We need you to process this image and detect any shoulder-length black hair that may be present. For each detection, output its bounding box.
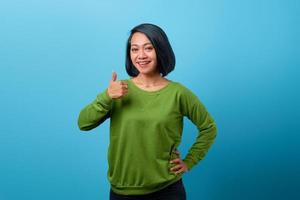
[125,23,176,77]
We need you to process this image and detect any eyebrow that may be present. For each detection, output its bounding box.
[130,42,152,47]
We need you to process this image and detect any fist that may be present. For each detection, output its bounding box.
[107,71,128,99]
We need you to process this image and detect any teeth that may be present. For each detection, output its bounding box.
[139,61,150,64]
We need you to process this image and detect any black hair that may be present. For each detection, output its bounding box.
[125,23,176,77]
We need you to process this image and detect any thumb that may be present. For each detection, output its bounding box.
[111,71,117,82]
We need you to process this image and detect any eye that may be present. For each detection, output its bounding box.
[131,48,138,52]
[145,46,153,51]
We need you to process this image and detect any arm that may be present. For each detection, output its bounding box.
[77,89,112,131]
[181,88,217,171]
[78,72,128,131]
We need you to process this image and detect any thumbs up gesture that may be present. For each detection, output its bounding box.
[107,71,128,99]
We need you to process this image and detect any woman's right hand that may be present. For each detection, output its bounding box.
[107,71,128,99]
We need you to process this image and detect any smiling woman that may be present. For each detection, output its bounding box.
[77,23,217,200]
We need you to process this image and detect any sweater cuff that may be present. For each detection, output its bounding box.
[183,158,196,171]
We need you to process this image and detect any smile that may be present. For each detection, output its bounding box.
[137,61,151,66]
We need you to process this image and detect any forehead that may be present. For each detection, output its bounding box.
[130,32,152,46]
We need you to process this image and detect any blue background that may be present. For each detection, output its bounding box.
[0,0,299,199]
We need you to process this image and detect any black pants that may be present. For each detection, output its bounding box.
[109,179,186,200]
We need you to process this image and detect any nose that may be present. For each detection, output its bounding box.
[137,49,147,60]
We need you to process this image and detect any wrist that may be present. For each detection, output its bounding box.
[106,90,112,100]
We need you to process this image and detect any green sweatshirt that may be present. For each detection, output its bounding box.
[77,78,217,195]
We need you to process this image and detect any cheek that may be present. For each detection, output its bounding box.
[151,52,157,61]
[130,54,135,62]
[152,55,157,64]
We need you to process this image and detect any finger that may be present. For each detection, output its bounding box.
[122,89,128,95]
[122,84,128,89]
[111,71,117,82]
[118,88,128,96]
[120,81,128,86]
[174,168,185,175]
[170,158,181,164]
[170,164,182,172]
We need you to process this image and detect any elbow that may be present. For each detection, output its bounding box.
[78,121,95,131]
[212,121,217,132]
[77,111,94,131]
[212,122,218,139]
[206,121,218,140]
[77,118,100,131]
[77,118,92,131]
[78,124,91,131]
[78,122,89,131]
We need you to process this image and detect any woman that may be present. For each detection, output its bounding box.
[78,23,217,200]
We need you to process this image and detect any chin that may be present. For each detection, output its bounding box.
[138,66,155,73]
[139,67,152,72]
[135,66,156,75]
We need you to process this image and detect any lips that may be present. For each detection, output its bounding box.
[137,61,151,67]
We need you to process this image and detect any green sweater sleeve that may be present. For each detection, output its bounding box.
[180,87,217,171]
[78,89,112,131]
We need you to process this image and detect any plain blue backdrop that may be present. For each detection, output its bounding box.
[0,0,299,199]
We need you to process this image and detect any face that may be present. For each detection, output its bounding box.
[130,32,158,76]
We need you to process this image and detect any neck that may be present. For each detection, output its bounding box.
[134,73,165,86]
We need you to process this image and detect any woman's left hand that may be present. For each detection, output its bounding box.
[170,150,189,175]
